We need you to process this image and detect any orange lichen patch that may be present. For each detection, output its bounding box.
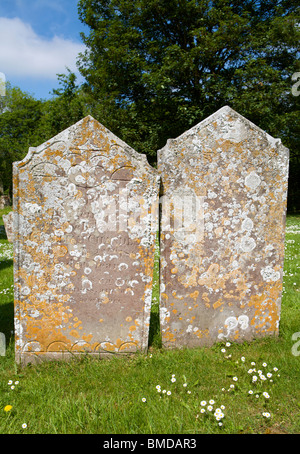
[69,330,80,338]
[47,342,70,352]
[162,329,176,343]
[82,334,93,343]
[101,342,115,352]
[189,290,199,300]
[194,328,209,339]
[73,321,82,329]
[213,300,224,310]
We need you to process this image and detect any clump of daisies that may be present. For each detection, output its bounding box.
[219,341,281,422]
[197,399,226,427]
[154,373,192,399]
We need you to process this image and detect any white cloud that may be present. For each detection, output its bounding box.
[0,17,85,79]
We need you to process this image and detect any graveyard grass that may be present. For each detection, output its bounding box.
[0,208,299,435]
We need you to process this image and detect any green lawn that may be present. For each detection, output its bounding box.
[0,208,299,434]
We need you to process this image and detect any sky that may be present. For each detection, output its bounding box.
[0,0,88,100]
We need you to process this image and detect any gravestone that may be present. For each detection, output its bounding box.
[14,116,159,364]
[158,106,289,348]
[0,195,11,209]
[3,211,13,242]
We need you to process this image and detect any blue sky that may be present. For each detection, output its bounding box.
[0,0,88,99]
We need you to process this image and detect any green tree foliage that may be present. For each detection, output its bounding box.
[0,73,88,196]
[40,69,88,139]
[0,83,45,195]
[77,0,299,210]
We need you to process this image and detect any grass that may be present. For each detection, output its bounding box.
[0,207,299,434]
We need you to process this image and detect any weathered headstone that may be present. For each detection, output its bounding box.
[14,116,159,364]
[0,195,11,209]
[3,211,13,242]
[0,332,5,356]
[158,106,289,348]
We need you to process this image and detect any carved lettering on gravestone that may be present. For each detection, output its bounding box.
[13,116,159,364]
[158,106,289,348]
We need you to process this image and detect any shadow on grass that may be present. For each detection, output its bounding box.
[0,259,13,271]
[0,301,14,345]
[148,308,162,349]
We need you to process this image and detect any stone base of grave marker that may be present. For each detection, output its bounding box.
[14,116,159,365]
[158,106,289,349]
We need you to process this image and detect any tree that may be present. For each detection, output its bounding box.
[77,0,299,211]
[0,73,89,197]
[0,83,45,195]
[40,69,89,139]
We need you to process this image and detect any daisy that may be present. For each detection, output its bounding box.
[262,412,271,418]
[200,401,207,406]
[142,398,146,402]
[167,391,171,396]
[22,423,27,429]
[209,399,215,405]
[263,392,270,399]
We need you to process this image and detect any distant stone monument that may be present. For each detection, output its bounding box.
[2,211,13,243]
[0,195,11,209]
[14,116,159,364]
[158,106,289,348]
